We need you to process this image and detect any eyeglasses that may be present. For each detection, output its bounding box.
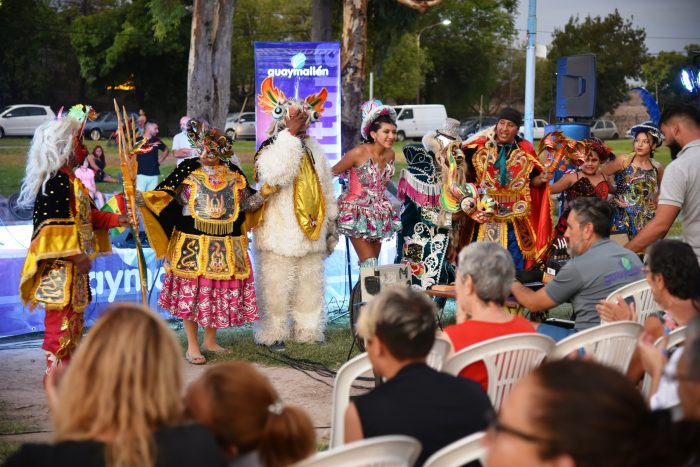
[486,412,550,445]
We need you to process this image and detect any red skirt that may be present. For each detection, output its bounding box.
[159,271,259,328]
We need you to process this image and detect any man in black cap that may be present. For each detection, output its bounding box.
[458,107,553,270]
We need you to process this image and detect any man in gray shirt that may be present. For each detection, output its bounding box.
[512,197,644,341]
[626,104,700,264]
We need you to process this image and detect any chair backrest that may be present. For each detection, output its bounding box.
[293,435,422,467]
[641,326,687,398]
[329,352,373,448]
[604,279,660,325]
[423,431,486,467]
[443,333,555,410]
[330,339,453,448]
[427,338,452,371]
[548,321,643,373]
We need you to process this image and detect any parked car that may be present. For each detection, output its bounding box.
[590,119,620,140]
[83,111,138,141]
[0,105,55,138]
[518,118,549,139]
[393,105,447,141]
[459,116,498,140]
[225,112,256,140]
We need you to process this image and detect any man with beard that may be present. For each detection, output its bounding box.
[626,104,700,263]
[511,197,644,341]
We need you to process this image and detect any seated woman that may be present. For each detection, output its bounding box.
[3,303,226,467]
[441,242,535,391]
[75,159,105,208]
[597,239,700,408]
[185,361,316,467]
[87,145,118,183]
[345,287,491,466]
[485,359,677,467]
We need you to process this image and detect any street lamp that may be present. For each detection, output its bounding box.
[416,19,451,103]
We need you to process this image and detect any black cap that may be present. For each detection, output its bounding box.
[497,107,522,126]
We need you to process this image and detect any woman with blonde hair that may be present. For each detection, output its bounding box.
[4,303,226,467]
[185,361,315,467]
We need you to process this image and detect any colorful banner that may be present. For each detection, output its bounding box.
[0,225,396,339]
[254,41,342,164]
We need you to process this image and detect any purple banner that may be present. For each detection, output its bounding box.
[254,42,341,163]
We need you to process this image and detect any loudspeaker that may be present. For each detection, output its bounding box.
[555,54,596,119]
[359,264,411,303]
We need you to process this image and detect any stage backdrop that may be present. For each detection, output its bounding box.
[254,41,342,164]
[0,224,395,338]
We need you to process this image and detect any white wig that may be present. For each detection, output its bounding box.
[18,118,81,208]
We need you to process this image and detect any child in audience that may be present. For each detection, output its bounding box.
[185,361,316,467]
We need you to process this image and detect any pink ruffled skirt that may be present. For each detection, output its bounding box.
[159,272,259,328]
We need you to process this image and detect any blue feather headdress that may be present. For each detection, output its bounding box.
[632,87,660,126]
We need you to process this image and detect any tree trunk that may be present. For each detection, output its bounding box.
[311,0,335,41]
[187,0,235,130]
[341,0,368,154]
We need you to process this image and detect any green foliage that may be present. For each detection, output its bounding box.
[230,0,312,109]
[377,34,431,102]
[544,10,647,117]
[642,45,700,108]
[420,0,518,118]
[0,0,76,105]
[147,0,187,41]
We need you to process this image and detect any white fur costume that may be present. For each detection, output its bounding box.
[253,129,338,344]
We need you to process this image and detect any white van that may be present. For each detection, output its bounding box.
[392,104,447,141]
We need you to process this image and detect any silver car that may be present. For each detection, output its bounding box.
[225,112,256,140]
[590,119,620,140]
[0,105,55,138]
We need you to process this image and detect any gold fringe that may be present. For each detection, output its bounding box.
[194,218,235,236]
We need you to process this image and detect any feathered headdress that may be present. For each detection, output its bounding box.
[257,76,328,135]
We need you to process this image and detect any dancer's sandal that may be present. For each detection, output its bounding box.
[185,352,206,365]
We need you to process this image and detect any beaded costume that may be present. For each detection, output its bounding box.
[611,155,659,239]
[555,175,609,238]
[336,158,401,241]
[140,158,261,328]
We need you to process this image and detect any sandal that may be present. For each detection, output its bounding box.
[185,352,206,365]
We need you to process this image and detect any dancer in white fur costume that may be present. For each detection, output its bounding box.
[253,77,338,349]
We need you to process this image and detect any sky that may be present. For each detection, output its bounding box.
[515,0,700,55]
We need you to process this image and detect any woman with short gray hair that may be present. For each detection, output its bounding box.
[443,242,535,391]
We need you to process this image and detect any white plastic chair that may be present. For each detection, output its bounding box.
[641,326,687,398]
[423,431,486,467]
[427,338,452,371]
[604,279,660,325]
[293,435,422,467]
[443,333,555,410]
[548,321,643,374]
[330,339,453,448]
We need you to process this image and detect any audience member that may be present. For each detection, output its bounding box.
[626,104,700,263]
[597,239,700,394]
[87,145,118,183]
[345,287,492,466]
[3,303,226,467]
[484,360,669,467]
[441,242,535,390]
[511,197,644,341]
[137,108,147,135]
[185,361,315,467]
[172,115,197,166]
[136,122,169,192]
[677,316,700,419]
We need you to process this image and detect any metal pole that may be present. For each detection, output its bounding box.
[369,72,374,101]
[523,0,537,143]
[416,33,422,104]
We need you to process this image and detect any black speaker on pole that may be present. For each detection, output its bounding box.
[555,54,596,119]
